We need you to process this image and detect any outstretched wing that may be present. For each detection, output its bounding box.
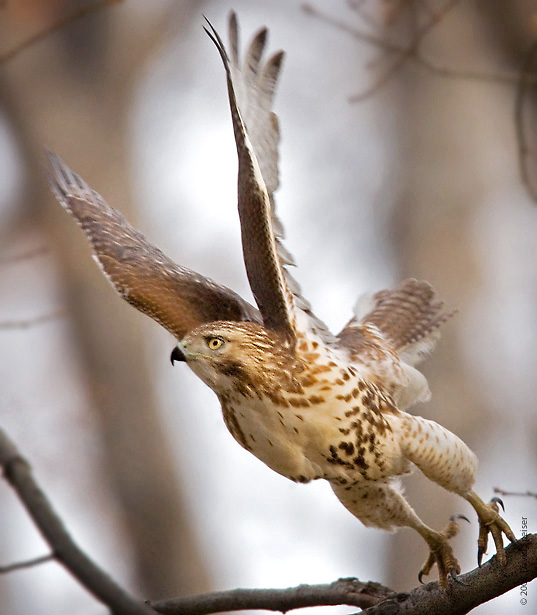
[47,151,261,340]
[205,13,332,343]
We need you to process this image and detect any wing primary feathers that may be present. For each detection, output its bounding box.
[205,13,334,344]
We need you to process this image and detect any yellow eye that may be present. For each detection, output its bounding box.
[207,337,224,350]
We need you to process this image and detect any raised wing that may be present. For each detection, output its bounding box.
[205,13,331,343]
[47,151,261,340]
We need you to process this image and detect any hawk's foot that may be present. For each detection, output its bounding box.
[418,515,468,588]
[474,496,516,567]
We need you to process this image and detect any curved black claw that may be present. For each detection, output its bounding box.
[451,514,470,524]
[491,497,505,512]
[418,570,425,584]
[477,545,486,567]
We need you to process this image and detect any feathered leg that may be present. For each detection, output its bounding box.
[395,413,515,571]
[331,480,464,587]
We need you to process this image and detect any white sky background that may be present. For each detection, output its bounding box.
[0,1,535,613]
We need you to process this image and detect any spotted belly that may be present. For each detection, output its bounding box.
[218,379,410,486]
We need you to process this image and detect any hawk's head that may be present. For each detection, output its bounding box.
[170,321,293,395]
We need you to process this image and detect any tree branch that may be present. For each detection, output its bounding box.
[149,578,395,614]
[302,1,537,98]
[0,427,155,615]
[150,535,537,615]
[494,487,537,499]
[0,310,65,329]
[0,553,54,574]
[362,535,537,615]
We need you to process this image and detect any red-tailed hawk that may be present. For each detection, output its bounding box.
[47,12,514,587]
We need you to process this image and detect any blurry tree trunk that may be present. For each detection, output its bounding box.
[385,2,499,589]
[1,1,211,598]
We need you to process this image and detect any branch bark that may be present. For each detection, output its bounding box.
[150,535,537,615]
[362,534,537,614]
[0,427,154,615]
[149,578,394,614]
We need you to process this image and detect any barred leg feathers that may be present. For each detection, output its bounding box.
[393,413,478,496]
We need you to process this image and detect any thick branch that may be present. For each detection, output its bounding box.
[0,428,154,615]
[151,535,537,615]
[362,535,537,615]
[150,578,395,614]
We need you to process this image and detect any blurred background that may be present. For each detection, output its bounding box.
[0,0,536,613]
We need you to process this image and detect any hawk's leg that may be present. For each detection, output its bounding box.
[331,481,462,588]
[398,413,516,564]
[394,414,516,570]
[416,515,469,586]
[464,491,516,566]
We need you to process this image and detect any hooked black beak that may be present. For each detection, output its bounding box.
[170,345,187,365]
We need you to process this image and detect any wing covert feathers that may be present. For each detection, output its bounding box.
[47,151,260,340]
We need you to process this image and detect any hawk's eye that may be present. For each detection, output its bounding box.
[207,336,224,350]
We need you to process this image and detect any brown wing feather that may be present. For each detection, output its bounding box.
[364,279,454,351]
[205,16,294,337]
[47,151,260,340]
[205,14,333,344]
[338,279,454,365]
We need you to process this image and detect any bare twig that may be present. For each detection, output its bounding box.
[0,553,54,573]
[0,428,155,615]
[351,52,410,101]
[0,0,121,65]
[349,0,465,101]
[494,487,537,499]
[302,2,537,96]
[150,578,394,614]
[515,39,537,205]
[0,310,65,330]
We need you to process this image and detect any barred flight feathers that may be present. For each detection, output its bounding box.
[46,151,260,340]
[340,278,455,367]
[205,13,332,344]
